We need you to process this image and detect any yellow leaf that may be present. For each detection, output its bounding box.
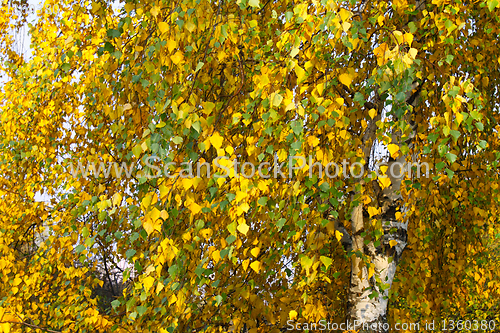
[145,265,155,275]
[12,277,22,286]
[168,294,177,305]
[378,15,385,26]
[335,230,342,242]
[342,22,351,32]
[200,228,213,239]
[387,144,399,158]
[307,136,320,147]
[373,43,389,66]
[248,0,260,8]
[181,178,195,190]
[150,5,160,17]
[209,132,224,149]
[1,323,11,333]
[272,93,283,107]
[142,276,155,291]
[285,102,295,111]
[250,261,261,273]
[393,30,403,44]
[297,105,305,117]
[250,247,260,257]
[189,202,201,215]
[112,193,122,206]
[171,51,184,65]
[295,65,306,83]
[367,207,379,217]
[455,112,464,125]
[185,21,196,32]
[300,256,313,271]
[258,74,270,88]
[379,176,391,189]
[237,223,249,235]
[156,282,164,294]
[158,22,168,34]
[143,216,161,236]
[242,259,250,272]
[237,202,250,215]
[389,240,398,248]
[339,8,351,22]
[338,73,352,87]
[368,265,375,279]
[141,193,153,210]
[404,33,414,46]
[368,108,377,119]
[141,141,148,152]
[166,39,177,53]
[150,207,161,222]
[289,310,298,320]
[235,191,247,202]
[408,48,418,59]
[212,250,221,263]
[316,82,325,96]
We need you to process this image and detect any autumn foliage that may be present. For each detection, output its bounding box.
[1,0,500,332]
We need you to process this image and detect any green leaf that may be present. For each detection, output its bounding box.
[319,182,330,192]
[408,21,417,33]
[107,29,121,38]
[111,300,121,309]
[291,121,303,135]
[320,256,332,269]
[276,218,286,230]
[85,237,94,246]
[226,235,236,245]
[75,244,85,253]
[126,249,137,259]
[436,161,446,171]
[172,136,183,144]
[258,197,268,206]
[82,226,89,238]
[450,129,460,142]
[195,265,205,277]
[488,0,498,11]
[195,62,204,72]
[61,63,71,73]
[445,153,457,163]
[137,305,148,316]
[132,144,142,158]
[428,133,439,143]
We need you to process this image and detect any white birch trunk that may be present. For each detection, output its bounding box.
[340,83,420,332]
